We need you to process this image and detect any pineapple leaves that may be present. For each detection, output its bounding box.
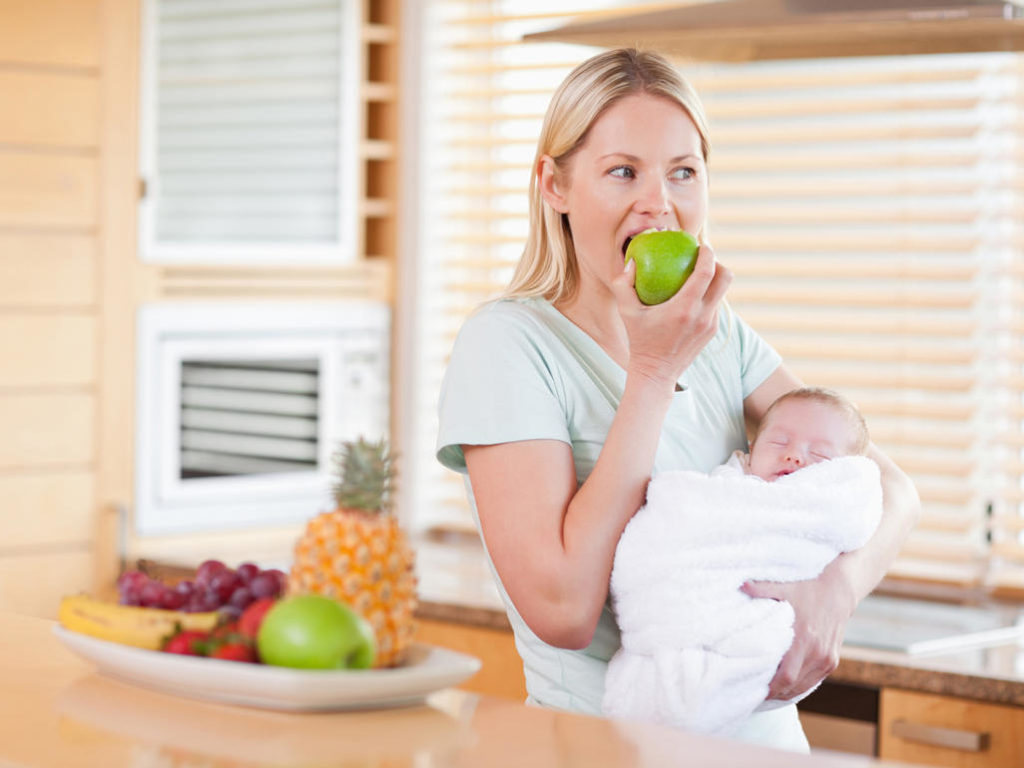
[331,437,396,514]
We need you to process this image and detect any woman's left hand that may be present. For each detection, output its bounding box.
[741,559,857,700]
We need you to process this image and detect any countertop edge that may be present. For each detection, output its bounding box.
[831,651,1024,707]
[415,599,511,631]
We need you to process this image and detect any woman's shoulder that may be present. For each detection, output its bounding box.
[455,296,555,345]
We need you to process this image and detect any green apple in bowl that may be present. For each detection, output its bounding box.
[257,594,376,670]
[624,229,700,305]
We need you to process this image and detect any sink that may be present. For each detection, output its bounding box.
[843,595,1024,655]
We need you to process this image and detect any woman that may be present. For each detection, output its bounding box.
[436,48,919,752]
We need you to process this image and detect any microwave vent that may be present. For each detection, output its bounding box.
[180,358,320,479]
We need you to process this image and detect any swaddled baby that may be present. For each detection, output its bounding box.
[602,387,883,737]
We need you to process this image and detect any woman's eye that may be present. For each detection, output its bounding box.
[670,167,695,181]
[609,166,635,179]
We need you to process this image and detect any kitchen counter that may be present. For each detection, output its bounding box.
[1,610,918,768]
[414,535,1024,708]
[834,640,1024,707]
[134,532,1024,707]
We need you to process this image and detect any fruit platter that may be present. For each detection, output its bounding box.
[55,439,481,711]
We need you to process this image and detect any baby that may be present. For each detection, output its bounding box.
[738,386,869,482]
[602,387,883,738]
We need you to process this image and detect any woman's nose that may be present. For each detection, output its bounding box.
[635,177,671,215]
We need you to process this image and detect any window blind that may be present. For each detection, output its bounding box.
[140,0,360,263]
[688,53,1020,592]
[410,1,1024,595]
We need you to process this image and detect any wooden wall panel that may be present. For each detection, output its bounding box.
[0,0,101,70]
[0,315,95,387]
[0,154,98,229]
[0,550,93,619]
[0,71,100,147]
[0,394,94,468]
[0,472,95,548]
[0,0,106,616]
[93,0,140,595]
[0,235,96,307]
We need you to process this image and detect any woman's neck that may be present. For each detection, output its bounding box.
[553,289,630,369]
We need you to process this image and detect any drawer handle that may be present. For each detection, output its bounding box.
[891,719,990,752]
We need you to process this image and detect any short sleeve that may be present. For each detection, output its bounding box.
[436,303,571,473]
[733,310,782,399]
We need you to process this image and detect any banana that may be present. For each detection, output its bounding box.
[58,594,219,650]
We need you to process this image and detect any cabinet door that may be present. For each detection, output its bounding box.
[879,688,1024,768]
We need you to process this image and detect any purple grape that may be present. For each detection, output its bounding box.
[117,569,147,591]
[228,586,253,609]
[195,559,227,586]
[265,569,288,596]
[159,588,187,610]
[189,589,221,612]
[248,572,279,599]
[237,562,260,584]
[139,579,165,607]
[117,570,148,603]
[174,580,195,599]
[209,569,243,603]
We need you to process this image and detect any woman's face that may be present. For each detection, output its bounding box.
[546,92,709,299]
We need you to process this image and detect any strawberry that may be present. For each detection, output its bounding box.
[238,597,277,640]
[210,641,257,662]
[163,629,211,656]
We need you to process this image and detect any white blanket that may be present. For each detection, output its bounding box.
[602,454,882,736]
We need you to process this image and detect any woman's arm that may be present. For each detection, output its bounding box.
[465,249,732,650]
[741,365,922,700]
[464,371,674,649]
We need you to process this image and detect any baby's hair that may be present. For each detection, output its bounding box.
[757,386,870,455]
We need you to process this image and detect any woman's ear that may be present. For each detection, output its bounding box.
[537,154,570,214]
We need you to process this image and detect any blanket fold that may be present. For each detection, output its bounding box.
[602,455,882,735]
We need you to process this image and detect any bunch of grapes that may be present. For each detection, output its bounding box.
[117,560,287,619]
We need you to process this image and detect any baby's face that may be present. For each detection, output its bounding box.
[748,399,855,482]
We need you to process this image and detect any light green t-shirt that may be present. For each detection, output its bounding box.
[436,297,797,742]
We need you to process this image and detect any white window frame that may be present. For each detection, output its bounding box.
[137,0,362,265]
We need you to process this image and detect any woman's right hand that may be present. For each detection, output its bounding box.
[611,243,732,388]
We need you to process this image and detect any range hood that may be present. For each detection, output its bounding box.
[523,0,1024,61]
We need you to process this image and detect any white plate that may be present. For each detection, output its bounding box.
[54,625,481,711]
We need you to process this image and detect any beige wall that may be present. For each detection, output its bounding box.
[0,0,110,616]
[1,0,400,616]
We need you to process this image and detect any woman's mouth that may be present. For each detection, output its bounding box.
[621,226,680,257]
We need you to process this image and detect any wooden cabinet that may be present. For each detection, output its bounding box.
[879,689,1024,768]
[415,618,527,701]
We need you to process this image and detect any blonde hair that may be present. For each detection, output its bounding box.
[756,387,871,456]
[504,48,711,303]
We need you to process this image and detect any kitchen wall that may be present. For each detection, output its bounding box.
[1,0,114,616]
[1,0,403,617]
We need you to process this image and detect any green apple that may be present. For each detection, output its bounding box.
[256,594,376,670]
[624,229,700,305]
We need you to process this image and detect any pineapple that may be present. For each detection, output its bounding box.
[289,437,417,667]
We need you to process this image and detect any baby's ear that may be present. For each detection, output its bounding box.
[537,155,570,213]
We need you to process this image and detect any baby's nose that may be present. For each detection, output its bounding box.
[785,452,805,466]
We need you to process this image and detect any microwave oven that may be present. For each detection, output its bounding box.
[134,301,389,536]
